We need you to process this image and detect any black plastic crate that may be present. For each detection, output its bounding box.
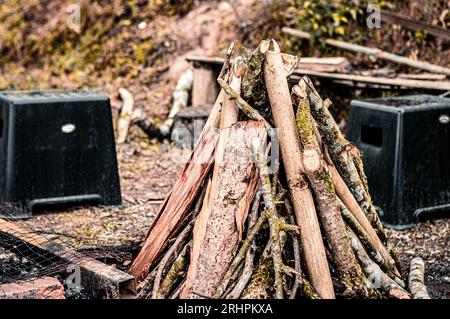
[347,95,450,229]
[0,90,122,216]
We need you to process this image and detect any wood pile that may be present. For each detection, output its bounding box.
[128,40,420,299]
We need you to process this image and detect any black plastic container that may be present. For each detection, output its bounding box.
[347,95,450,229]
[0,90,122,216]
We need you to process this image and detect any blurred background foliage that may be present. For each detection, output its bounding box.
[0,0,448,103]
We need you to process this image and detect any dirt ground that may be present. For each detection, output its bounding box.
[16,126,449,299]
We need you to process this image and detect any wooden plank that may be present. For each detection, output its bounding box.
[192,67,219,107]
[397,73,447,81]
[185,55,224,65]
[186,54,350,73]
[291,69,450,91]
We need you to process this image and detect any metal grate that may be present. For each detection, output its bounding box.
[0,213,133,285]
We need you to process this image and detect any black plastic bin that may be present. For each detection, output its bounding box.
[347,95,450,229]
[0,90,122,217]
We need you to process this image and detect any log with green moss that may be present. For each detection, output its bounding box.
[300,76,389,241]
[293,83,367,297]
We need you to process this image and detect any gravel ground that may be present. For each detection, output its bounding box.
[386,219,450,299]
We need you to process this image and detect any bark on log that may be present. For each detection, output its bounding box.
[220,57,246,129]
[241,40,271,118]
[156,241,191,299]
[214,200,268,298]
[347,227,410,299]
[303,76,401,270]
[218,78,271,128]
[328,163,399,276]
[241,255,273,299]
[254,141,291,299]
[302,76,385,237]
[264,40,335,299]
[225,191,261,299]
[338,198,404,286]
[182,121,265,299]
[293,84,366,295]
[408,257,431,299]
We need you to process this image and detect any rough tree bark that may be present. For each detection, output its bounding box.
[347,227,410,299]
[301,76,388,241]
[328,163,400,276]
[182,121,265,298]
[408,257,431,299]
[264,39,335,299]
[293,84,366,295]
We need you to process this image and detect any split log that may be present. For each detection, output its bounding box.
[347,227,410,299]
[131,79,225,281]
[264,39,335,299]
[408,257,431,299]
[293,84,366,295]
[181,179,213,299]
[214,200,268,298]
[187,57,248,301]
[225,191,261,299]
[117,88,134,144]
[129,127,219,280]
[182,121,265,298]
[151,219,194,298]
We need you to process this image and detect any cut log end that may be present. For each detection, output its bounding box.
[302,149,321,173]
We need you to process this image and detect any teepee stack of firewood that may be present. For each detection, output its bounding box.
[128,40,429,299]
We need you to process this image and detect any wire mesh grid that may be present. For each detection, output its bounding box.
[0,212,133,285]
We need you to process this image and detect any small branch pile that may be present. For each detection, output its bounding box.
[129,40,416,299]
